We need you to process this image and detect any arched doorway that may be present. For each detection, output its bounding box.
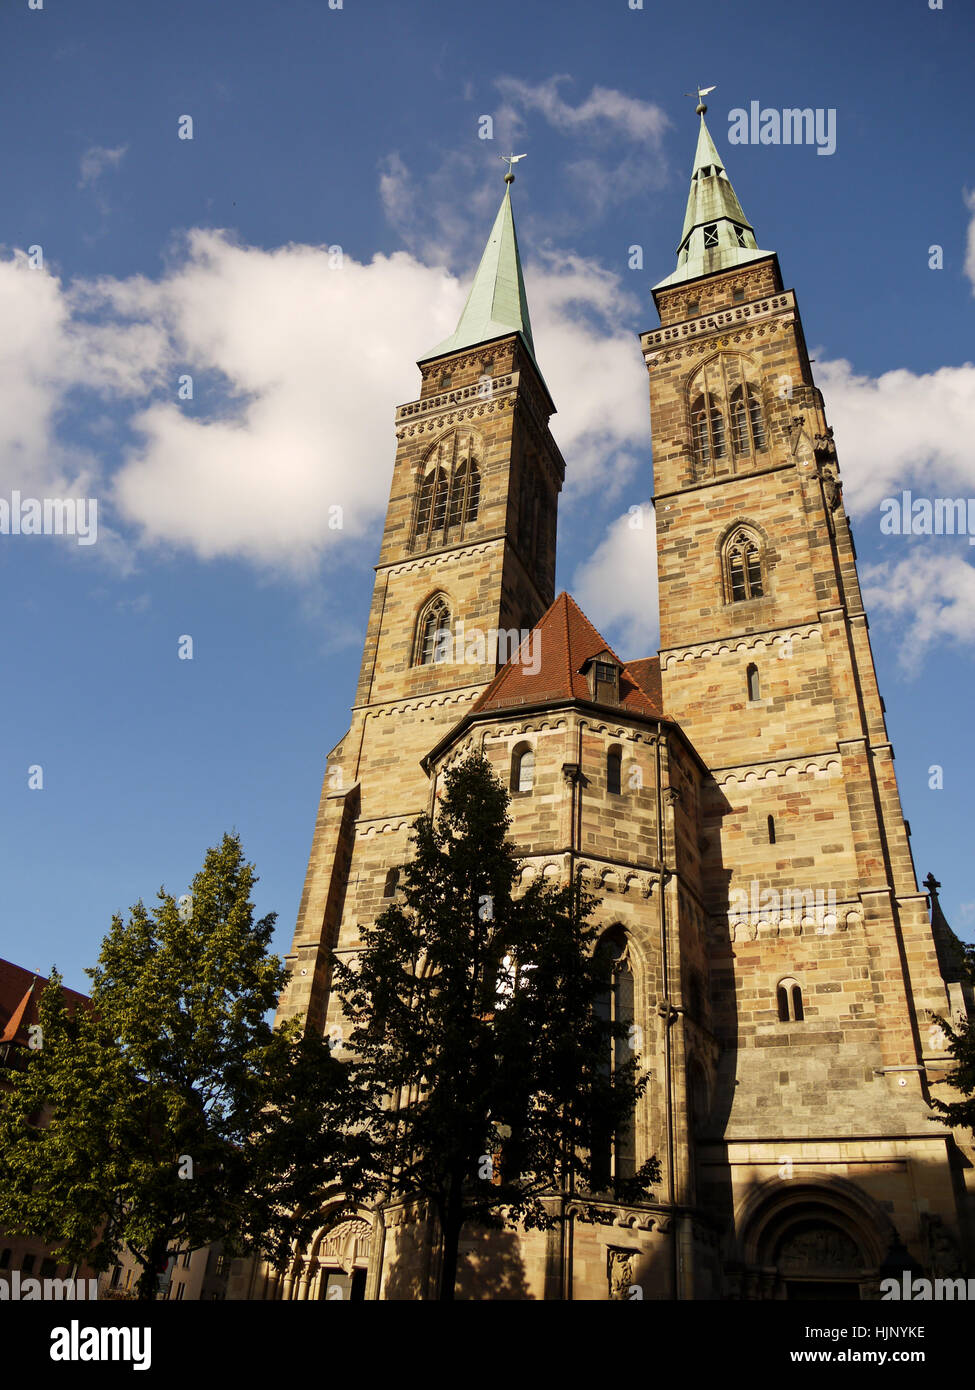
[313,1218,372,1301]
[736,1181,890,1301]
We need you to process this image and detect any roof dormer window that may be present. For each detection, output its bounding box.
[582,651,621,705]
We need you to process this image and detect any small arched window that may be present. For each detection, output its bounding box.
[607,747,622,796]
[746,663,761,702]
[511,743,534,793]
[415,595,451,666]
[724,527,765,602]
[730,384,767,455]
[383,867,400,897]
[767,814,776,845]
[691,393,726,468]
[777,977,804,1023]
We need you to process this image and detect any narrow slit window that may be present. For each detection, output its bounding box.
[767,814,776,844]
[747,663,760,702]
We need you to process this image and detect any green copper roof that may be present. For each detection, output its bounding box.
[422,184,537,364]
[654,112,774,291]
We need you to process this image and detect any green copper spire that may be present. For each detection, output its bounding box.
[422,174,536,364]
[654,102,773,291]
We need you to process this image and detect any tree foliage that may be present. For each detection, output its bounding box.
[930,942,975,1136]
[334,751,658,1299]
[0,833,362,1299]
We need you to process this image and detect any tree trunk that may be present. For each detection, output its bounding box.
[135,1231,169,1302]
[437,1169,464,1301]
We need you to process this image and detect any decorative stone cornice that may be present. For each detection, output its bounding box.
[395,392,515,439]
[380,539,500,577]
[356,687,483,721]
[717,905,864,942]
[396,374,514,421]
[662,623,821,667]
[641,292,796,355]
[710,754,841,789]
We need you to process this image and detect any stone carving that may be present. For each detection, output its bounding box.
[777,1224,861,1272]
[813,426,838,465]
[922,1214,964,1277]
[608,1248,636,1300]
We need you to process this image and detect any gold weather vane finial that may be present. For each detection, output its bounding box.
[499,152,527,184]
[684,83,716,115]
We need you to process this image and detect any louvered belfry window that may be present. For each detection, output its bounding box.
[412,431,481,549]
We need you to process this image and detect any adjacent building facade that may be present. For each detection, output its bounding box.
[236,110,974,1300]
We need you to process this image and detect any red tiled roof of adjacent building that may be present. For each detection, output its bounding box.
[0,959,90,1047]
[469,591,664,719]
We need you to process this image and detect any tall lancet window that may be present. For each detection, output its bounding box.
[691,393,726,468]
[730,384,767,456]
[591,927,637,1189]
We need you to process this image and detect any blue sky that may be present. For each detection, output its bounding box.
[2,0,974,993]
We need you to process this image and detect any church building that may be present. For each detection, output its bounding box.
[237,104,974,1300]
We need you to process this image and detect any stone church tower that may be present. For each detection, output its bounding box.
[232,114,973,1301]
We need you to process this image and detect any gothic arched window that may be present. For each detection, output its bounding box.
[723,527,765,602]
[691,393,726,468]
[730,384,767,456]
[415,594,451,666]
[592,927,637,1189]
[413,432,481,548]
[510,743,534,793]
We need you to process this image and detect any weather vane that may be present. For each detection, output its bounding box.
[499,152,527,183]
[683,83,716,115]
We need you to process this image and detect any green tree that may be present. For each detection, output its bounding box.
[334,751,658,1301]
[0,833,363,1299]
[930,942,975,1136]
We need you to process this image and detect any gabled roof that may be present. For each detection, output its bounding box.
[421,182,538,368]
[469,591,663,718]
[0,959,90,1048]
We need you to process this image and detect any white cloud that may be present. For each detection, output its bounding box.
[861,550,975,673]
[529,250,647,494]
[571,504,658,659]
[964,188,975,294]
[0,228,643,572]
[816,357,975,515]
[494,76,670,211]
[494,76,668,144]
[78,144,128,190]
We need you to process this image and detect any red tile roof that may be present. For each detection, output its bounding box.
[625,656,663,711]
[470,591,664,719]
[0,959,90,1047]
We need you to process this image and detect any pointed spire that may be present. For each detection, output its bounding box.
[654,104,774,292]
[421,175,537,365]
